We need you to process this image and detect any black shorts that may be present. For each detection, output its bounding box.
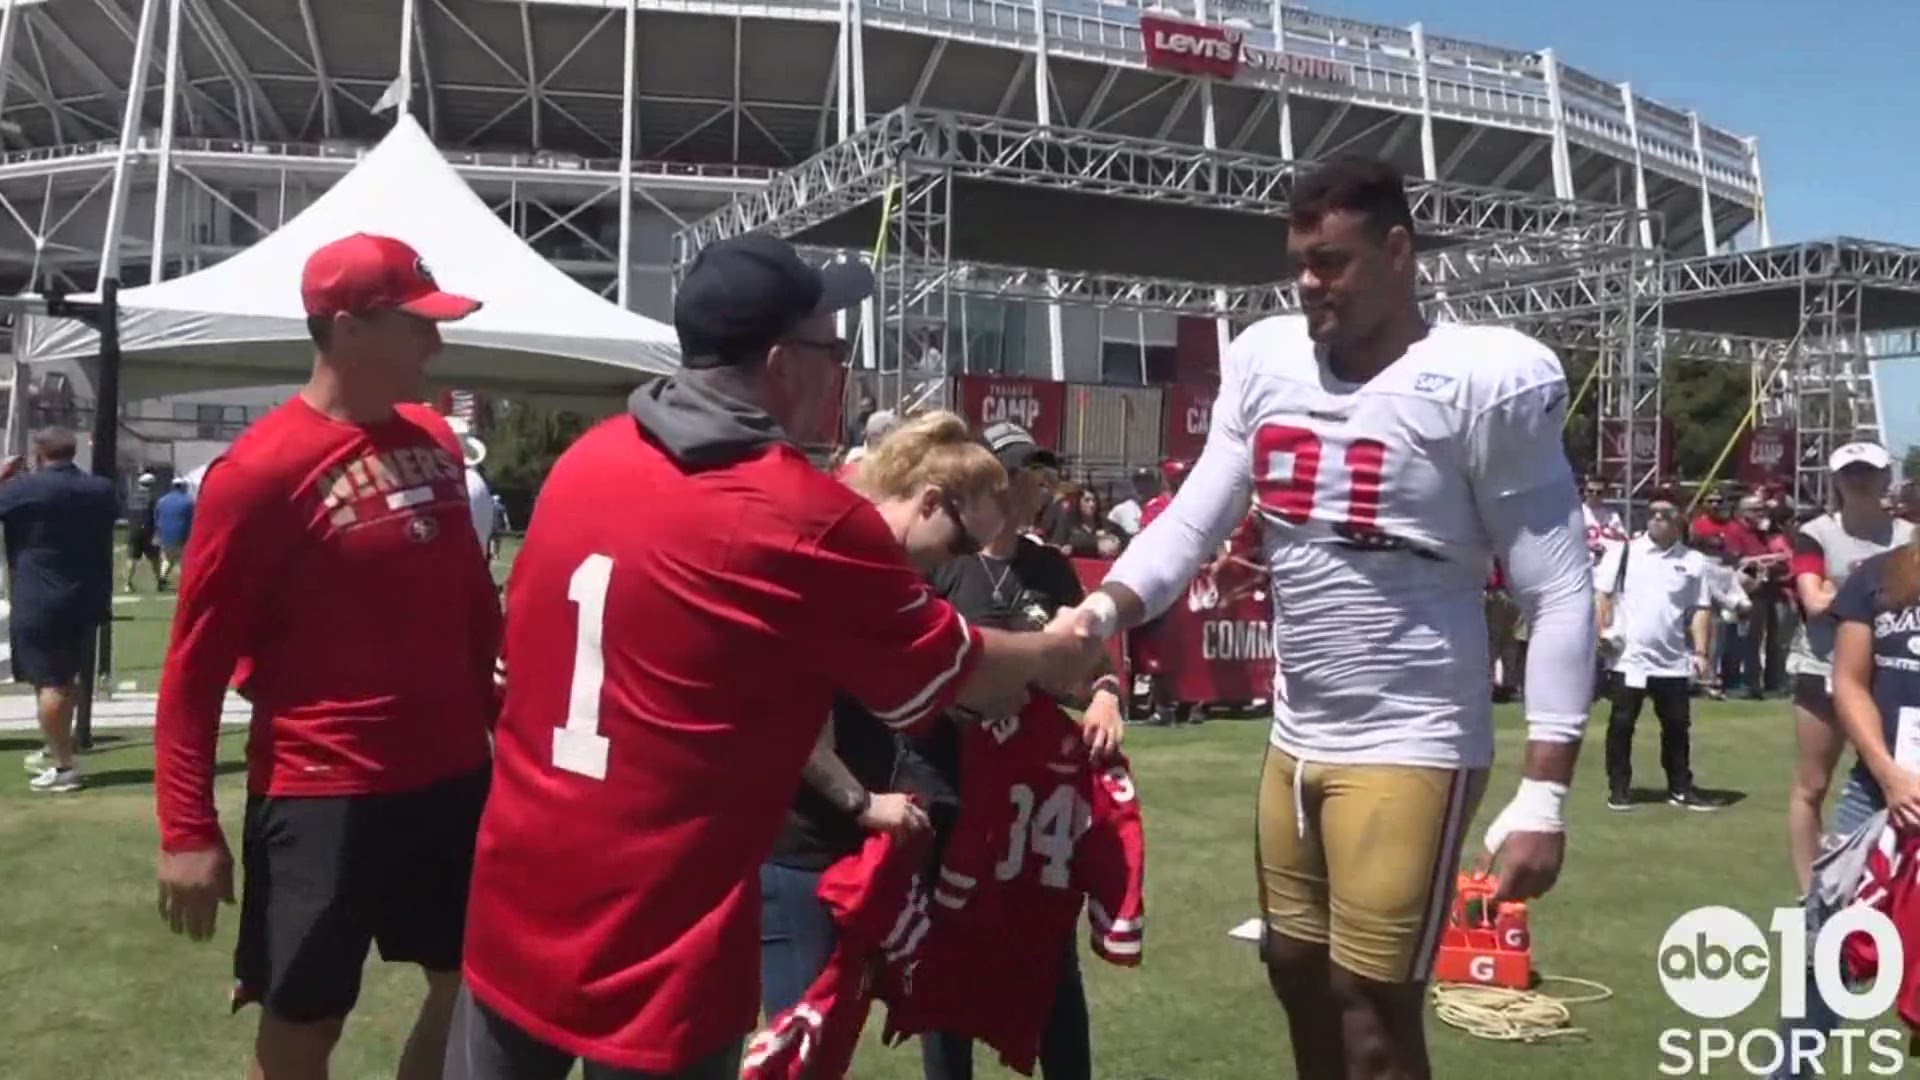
[10,619,90,687]
[128,527,156,560]
[235,765,490,1022]
[1792,673,1833,716]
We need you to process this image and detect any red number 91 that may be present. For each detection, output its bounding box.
[1252,424,1387,530]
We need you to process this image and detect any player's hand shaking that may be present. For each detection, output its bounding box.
[1033,608,1106,700]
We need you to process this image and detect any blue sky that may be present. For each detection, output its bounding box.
[1312,0,1920,246]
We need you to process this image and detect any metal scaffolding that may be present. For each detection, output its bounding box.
[675,107,1654,412]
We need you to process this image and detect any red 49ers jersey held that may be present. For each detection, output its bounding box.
[1218,316,1573,770]
[745,696,1146,1080]
[882,695,1145,1073]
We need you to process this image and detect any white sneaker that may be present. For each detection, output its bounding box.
[28,766,81,793]
[22,749,49,773]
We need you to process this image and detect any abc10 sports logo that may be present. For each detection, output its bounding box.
[1656,905,1906,1076]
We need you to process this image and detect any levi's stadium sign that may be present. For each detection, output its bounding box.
[1139,14,1353,84]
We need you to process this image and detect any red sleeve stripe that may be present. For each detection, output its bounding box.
[871,613,977,730]
[1087,902,1144,935]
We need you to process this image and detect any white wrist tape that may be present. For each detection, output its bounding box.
[1525,710,1589,745]
[1482,778,1569,855]
[1077,591,1120,641]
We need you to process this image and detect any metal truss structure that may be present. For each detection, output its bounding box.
[676,109,1649,257]
[0,0,1902,510]
[676,107,1660,418]
[698,122,1920,508]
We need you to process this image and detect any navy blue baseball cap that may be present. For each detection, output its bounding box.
[673,234,874,368]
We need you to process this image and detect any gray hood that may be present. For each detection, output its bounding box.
[627,374,788,469]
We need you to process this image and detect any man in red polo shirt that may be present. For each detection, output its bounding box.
[154,234,502,1080]
[451,235,1104,1079]
[1138,458,1188,529]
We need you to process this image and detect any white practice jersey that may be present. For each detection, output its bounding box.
[1114,316,1576,769]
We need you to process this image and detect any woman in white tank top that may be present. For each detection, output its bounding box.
[1784,442,1911,895]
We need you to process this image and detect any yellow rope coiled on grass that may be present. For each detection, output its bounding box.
[1430,975,1614,1043]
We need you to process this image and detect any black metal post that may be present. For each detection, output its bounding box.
[68,277,120,752]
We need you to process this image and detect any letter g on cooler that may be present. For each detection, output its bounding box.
[1658,907,1771,1020]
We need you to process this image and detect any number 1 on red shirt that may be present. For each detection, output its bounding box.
[554,554,613,780]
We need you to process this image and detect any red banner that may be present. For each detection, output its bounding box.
[955,374,1067,450]
[1737,425,1797,490]
[1139,14,1241,80]
[1071,559,1274,705]
[1162,382,1213,462]
[1596,420,1674,484]
[436,388,488,432]
[1174,316,1221,389]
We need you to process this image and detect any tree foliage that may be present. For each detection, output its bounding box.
[1560,351,1755,489]
[482,399,589,528]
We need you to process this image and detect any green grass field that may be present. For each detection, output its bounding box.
[0,686,1860,1079]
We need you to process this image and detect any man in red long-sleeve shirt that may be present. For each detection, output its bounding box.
[153,233,503,1080]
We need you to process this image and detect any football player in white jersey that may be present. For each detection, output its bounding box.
[1059,157,1597,1078]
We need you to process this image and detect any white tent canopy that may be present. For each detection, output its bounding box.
[19,115,679,405]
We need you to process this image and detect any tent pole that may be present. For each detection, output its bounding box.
[73,278,123,751]
[617,0,636,309]
[99,0,160,289]
[150,0,186,282]
[398,0,417,116]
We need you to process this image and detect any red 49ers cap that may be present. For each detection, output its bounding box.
[301,233,481,322]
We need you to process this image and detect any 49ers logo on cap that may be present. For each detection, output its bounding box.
[406,515,439,544]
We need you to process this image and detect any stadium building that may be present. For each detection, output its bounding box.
[0,0,1911,503]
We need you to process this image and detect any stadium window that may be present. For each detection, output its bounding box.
[1101,340,1145,386]
[195,404,223,439]
[1145,345,1178,385]
[172,403,198,423]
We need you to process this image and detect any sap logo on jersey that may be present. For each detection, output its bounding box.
[1413,373,1456,395]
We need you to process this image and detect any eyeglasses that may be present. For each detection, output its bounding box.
[939,490,981,556]
[781,336,850,365]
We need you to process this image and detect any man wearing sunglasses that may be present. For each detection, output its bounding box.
[1594,496,1718,812]
[455,235,1105,1080]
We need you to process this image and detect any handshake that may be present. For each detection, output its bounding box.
[1033,604,1108,699]
[962,595,1120,720]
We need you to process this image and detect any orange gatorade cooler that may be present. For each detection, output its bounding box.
[1433,873,1532,989]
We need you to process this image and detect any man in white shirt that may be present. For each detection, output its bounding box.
[1595,496,1716,812]
[1581,475,1626,581]
[1059,156,1595,1079]
[1106,467,1158,538]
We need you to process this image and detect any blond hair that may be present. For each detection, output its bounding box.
[854,410,1006,508]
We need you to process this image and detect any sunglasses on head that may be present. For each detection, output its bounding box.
[939,490,981,556]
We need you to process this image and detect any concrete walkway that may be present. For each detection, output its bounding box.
[0,691,250,733]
